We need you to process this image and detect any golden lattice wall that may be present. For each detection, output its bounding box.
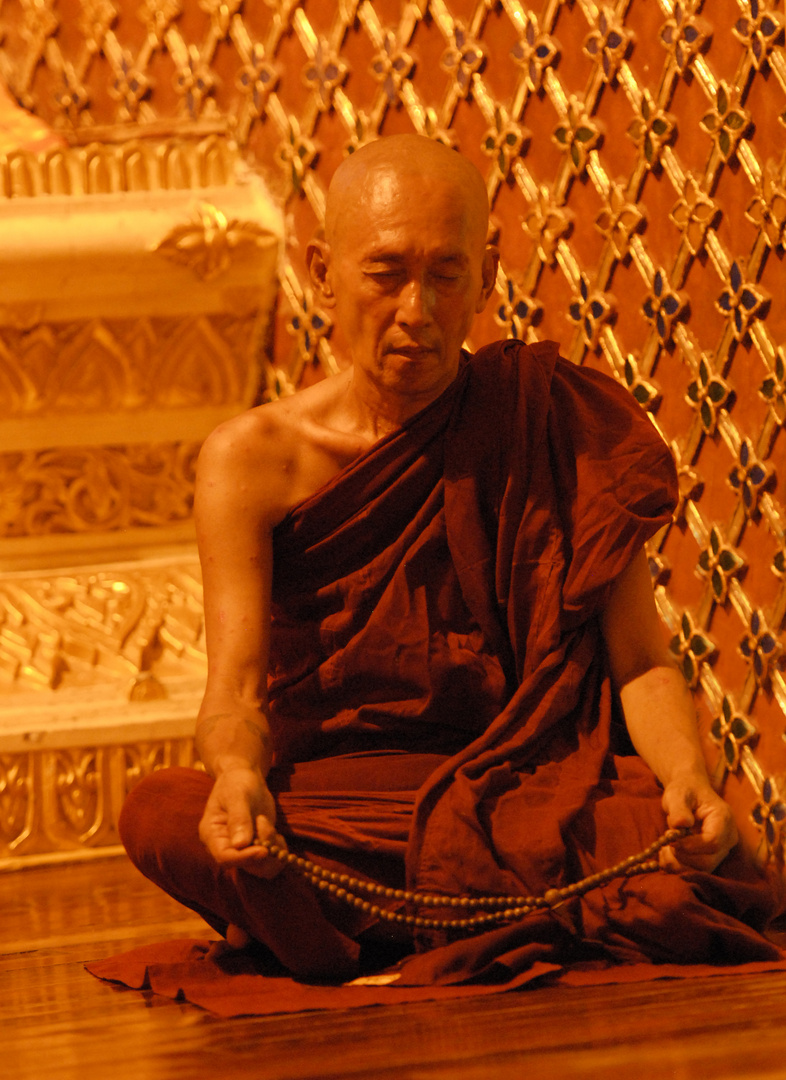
[1,0,786,873]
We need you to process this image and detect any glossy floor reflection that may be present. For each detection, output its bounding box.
[4,856,786,1080]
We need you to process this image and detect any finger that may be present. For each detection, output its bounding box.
[198,804,235,859]
[661,790,696,830]
[254,814,281,843]
[222,841,287,878]
[209,840,280,872]
[225,798,256,849]
[247,821,288,879]
[660,828,735,873]
[242,856,286,880]
[660,845,727,873]
[658,845,683,872]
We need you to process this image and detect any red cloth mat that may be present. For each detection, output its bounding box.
[86,938,786,1018]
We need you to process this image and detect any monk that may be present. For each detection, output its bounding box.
[119,134,780,989]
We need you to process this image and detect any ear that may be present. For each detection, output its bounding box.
[306,238,336,308]
[475,245,500,314]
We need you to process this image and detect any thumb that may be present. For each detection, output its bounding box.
[226,796,254,848]
[662,785,697,830]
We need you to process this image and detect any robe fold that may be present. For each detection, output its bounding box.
[89,341,786,1012]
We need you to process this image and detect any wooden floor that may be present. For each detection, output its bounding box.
[5,858,786,1080]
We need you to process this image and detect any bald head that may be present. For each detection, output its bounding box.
[308,133,498,402]
[325,134,489,253]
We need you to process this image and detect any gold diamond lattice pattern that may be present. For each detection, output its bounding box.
[2,0,786,871]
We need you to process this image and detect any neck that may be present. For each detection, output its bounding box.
[340,363,459,442]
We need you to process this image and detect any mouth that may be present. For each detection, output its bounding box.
[386,344,436,359]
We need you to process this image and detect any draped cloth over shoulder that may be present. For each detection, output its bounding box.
[89,342,786,1012]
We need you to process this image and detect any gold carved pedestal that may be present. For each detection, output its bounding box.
[0,135,282,868]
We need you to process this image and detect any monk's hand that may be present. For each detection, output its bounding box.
[659,775,738,873]
[198,765,287,879]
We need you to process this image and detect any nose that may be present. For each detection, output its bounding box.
[397,276,435,327]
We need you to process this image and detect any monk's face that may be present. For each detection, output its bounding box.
[316,159,497,402]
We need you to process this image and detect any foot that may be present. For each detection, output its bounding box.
[225,923,252,949]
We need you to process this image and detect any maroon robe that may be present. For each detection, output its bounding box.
[90,342,785,1013]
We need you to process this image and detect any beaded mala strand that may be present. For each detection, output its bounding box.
[258,826,691,935]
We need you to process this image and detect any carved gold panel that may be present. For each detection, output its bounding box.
[0,554,206,863]
[0,135,283,563]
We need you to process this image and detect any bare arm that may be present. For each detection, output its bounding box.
[600,549,738,872]
[193,414,291,878]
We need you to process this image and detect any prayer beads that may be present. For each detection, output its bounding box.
[259,826,690,934]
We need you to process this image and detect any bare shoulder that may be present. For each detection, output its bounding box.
[199,398,298,471]
[196,372,355,529]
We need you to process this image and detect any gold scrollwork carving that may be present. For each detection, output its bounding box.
[0,559,205,694]
[0,313,264,420]
[54,748,102,840]
[154,201,277,282]
[0,443,198,538]
[0,739,201,863]
[0,753,33,847]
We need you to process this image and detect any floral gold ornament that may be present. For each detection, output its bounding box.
[55,748,102,838]
[510,13,559,94]
[0,561,205,694]
[584,7,632,83]
[728,438,773,515]
[700,81,751,163]
[138,0,182,39]
[568,275,614,351]
[623,353,661,411]
[697,525,746,604]
[710,695,757,774]
[760,349,786,424]
[172,43,216,119]
[746,158,786,250]
[287,292,331,366]
[0,444,198,538]
[752,777,786,854]
[595,184,644,261]
[54,63,91,127]
[303,40,348,112]
[523,185,573,265]
[155,203,275,282]
[16,0,60,67]
[481,108,528,180]
[642,270,685,342]
[440,25,484,97]
[494,278,542,340]
[659,2,710,74]
[732,0,784,72]
[773,545,786,581]
[277,119,317,192]
[740,609,782,686]
[716,261,769,342]
[669,176,720,257]
[627,91,677,170]
[669,610,715,689]
[686,353,733,435]
[552,98,602,177]
[369,33,415,104]
[236,44,280,117]
[108,50,151,123]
